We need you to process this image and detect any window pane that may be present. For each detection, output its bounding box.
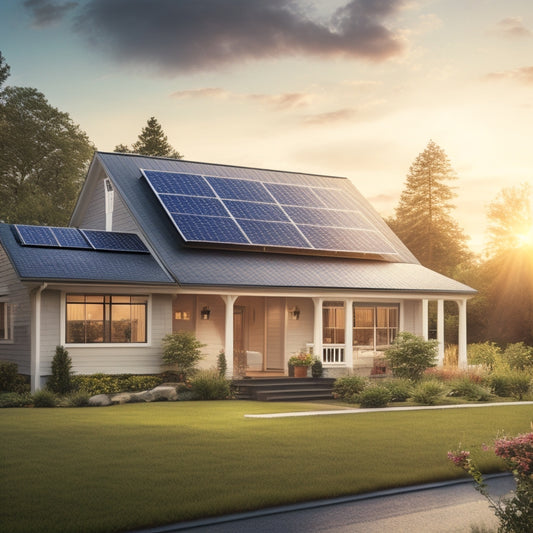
[355,307,374,327]
[112,296,131,304]
[354,329,373,346]
[86,295,104,303]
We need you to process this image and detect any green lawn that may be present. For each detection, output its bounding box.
[1,401,531,533]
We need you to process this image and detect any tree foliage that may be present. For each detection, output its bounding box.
[388,140,471,275]
[0,51,10,88]
[114,117,183,159]
[161,331,205,378]
[0,53,95,226]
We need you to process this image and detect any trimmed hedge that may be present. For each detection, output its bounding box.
[72,374,163,396]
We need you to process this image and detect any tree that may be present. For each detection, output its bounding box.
[161,331,205,379]
[115,117,183,159]
[388,140,471,275]
[0,86,95,225]
[0,51,10,89]
[485,182,532,257]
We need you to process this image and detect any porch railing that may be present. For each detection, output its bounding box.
[322,344,345,364]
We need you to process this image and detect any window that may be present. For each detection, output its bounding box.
[66,295,147,344]
[0,302,12,341]
[353,304,399,350]
[323,301,345,344]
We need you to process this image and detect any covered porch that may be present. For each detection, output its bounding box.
[172,291,469,379]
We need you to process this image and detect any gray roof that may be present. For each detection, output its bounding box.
[0,223,174,285]
[89,152,475,295]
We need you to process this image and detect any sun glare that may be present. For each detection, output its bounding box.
[516,227,533,248]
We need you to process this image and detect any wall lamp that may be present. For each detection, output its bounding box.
[290,306,300,320]
[200,306,211,320]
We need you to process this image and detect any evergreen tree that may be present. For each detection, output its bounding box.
[388,140,471,275]
[114,117,183,159]
[0,51,10,89]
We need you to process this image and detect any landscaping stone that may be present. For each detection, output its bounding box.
[88,394,112,407]
[150,385,179,401]
[110,392,133,404]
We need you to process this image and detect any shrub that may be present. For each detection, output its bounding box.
[358,386,391,408]
[333,376,367,402]
[488,371,531,400]
[190,370,231,400]
[72,374,162,395]
[32,389,58,407]
[468,342,502,370]
[64,391,91,407]
[0,392,33,408]
[217,350,227,377]
[410,379,447,405]
[503,342,533,371]
[311,358,323,378]
[384,332,438,381]
[161,331,205,379]
[0,361,29,393]
[47,346,73,394]
[382,378,412,402]
[447,377,492,401]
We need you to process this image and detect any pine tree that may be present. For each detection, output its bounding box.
[388,140,471,275]
[114,117,183,159]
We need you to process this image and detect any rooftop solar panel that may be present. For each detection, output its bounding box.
[51,227,92,249]
[15,225,59,247]
[81,230,149,253]
[141,168,397,258]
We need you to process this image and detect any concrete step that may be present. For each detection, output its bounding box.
[232,377,336,402]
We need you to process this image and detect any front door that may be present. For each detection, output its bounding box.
[266,298,285,370]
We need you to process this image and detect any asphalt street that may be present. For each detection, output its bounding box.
[136,473,515,533]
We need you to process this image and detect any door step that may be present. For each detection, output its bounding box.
[232,377,336,402]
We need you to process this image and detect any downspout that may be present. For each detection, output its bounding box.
[31,282,47,392]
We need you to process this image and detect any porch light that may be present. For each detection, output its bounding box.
[290,306,300,320]
[200,306,211,320]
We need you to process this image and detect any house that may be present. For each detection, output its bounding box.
[0,152,476,391]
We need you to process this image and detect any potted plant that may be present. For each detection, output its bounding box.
[288,352,314,378]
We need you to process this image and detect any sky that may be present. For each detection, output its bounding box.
[1,0,533,254]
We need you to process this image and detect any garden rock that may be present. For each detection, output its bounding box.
[150,385,179,401]
[88,394,112,407]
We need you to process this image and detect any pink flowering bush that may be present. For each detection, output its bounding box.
[448,430,533,532]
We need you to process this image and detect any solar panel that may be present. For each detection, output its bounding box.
[141,169,397,258]
[51,227,92,249]
[81,230,149,253]
[15,225,59,247]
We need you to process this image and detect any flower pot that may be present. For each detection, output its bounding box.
[293,365,308,378]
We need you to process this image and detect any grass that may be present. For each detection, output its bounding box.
[1,401,532,533]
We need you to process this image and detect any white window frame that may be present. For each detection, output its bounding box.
[353,303,400,351]
[62,292,152,347]
[0,301,13,343]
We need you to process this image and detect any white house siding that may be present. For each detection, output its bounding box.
[39,290,62,376]
[402,299,423,337]
[110,191,140,234]
[286,297,314,357]
[0,244,31,375]
[63,293,172,375]
[195,294,226,368]
[78,168,107,230]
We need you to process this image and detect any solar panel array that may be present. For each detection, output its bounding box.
[142,169,397,257]
[13,225,149,253]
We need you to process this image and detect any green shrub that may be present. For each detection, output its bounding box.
[489,371,531,400]
[358,386,392,408]
[32,389,58,407]
[382,378,412,402]
[72,374,162,395]
[63,390,91,407]
[385,332,438,381]
[503,342,533,371]
[0,392,33,407]
[448,377,492,401]
[0,361,29,393]
[311,358,323,378]
[410,380,447,405]
[217,350,227,377]
[333,376,367,401]
[47,346,73,394]
[468,342,502,370]
[161,331,205,379]
[190,370,231,400]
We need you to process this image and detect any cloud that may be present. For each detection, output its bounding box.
[248,92,314,110]
[303,108,356,125]
[73,0,406,74]
[24,0,77,26]
[170,88,230,100]
[485,66,533,84]
[494,17,532,38]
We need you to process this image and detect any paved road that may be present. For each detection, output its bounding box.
[137,474,514,533]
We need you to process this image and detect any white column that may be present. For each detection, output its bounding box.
[312,297,323,362]
[457,299,468,369]
[223,295,238,378]
[422,299,429,340]
[344,299,353,370]
[31,283,47,392]
[437,299,445,366]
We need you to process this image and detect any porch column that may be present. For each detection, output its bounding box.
[344,299,353,370]
[437,299,445,366]
[222,295,238,378]
[422,299,429,340]
[30,283,47,392]
[312,297,323,362]
[457,299,468,369]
